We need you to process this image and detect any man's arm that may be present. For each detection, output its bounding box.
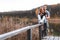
[46,10,50,20]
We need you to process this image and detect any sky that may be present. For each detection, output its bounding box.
[0,0,60,12]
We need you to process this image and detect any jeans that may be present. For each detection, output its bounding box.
[41,23,47,37]
[44,23,47,36]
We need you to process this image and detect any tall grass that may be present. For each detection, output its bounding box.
[0,16,39,40]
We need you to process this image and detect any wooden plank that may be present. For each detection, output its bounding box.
[42,36,60,40]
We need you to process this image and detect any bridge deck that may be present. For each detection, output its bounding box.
[42,36,60,40]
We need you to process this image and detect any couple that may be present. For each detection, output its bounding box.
[36,5,50,38]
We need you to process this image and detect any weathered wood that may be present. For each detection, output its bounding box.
[42,36,60,40]
[0,24,41,40]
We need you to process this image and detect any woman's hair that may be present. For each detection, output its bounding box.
[35,8,39,16]
[35,6,46,16]
[39,7,44,13]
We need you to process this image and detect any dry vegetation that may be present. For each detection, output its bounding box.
[0,15,60,40]
[0,16,39,40]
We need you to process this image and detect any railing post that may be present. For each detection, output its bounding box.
[27,29,32,40]
[39,25,42,40]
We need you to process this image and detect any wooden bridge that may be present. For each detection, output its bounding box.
[0,24,60,40]
[42,36,60,40]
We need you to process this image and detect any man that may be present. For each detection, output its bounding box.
[43,5,50,20]
[42,5,50,36]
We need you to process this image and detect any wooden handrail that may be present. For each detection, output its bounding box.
[0,24,41,40]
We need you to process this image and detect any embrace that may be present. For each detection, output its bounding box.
[35,5,50,38]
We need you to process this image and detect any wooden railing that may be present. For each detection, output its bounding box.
[0,24,42,40]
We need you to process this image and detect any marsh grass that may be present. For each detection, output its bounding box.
[0,16,60,40]
[0,16,39,40]
[49,23,60,36]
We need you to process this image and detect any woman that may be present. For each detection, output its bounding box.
[38,7,46,24]
[36,7,47,38]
